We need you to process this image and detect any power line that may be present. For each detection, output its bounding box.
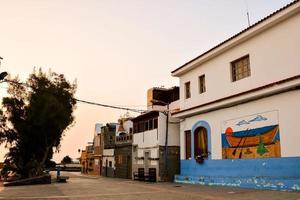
[75,99,145,113]
[0,79,146,113]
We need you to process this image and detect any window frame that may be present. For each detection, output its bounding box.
[231,55,251,82]
[198,74,206,94]
[154,118,158,129]
[145,121,149,131]
[185,81,191,99]
[185,130,191,160]
[149,119,153,130]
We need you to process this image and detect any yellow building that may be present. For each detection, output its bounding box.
[80,145,94,174]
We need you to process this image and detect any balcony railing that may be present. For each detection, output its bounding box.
[116,134,133,143]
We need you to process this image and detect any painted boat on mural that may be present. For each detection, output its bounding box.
[226,125,279,147]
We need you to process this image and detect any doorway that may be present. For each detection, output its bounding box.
[194,127,208,159]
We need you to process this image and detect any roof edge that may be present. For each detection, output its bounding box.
[171,0,300,76]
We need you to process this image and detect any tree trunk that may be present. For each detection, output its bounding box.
[36,145,51,176]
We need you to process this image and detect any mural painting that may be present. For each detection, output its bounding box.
[222,111,281,159]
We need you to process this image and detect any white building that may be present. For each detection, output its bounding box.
[172,1,300,191]
[132,87,180,181]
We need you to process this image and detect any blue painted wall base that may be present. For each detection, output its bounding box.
[175,157,300,192]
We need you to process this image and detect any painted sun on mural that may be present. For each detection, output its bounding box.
[221,110,281,159]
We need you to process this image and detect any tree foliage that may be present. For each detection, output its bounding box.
[0,69,76,178]
[61,155,72,164]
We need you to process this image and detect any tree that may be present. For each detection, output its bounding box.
[61,155,72,164]
[0,68,76,179]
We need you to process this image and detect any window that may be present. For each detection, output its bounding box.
[133,123,138,133]
[185,81,191,99]
[138,121,144,132]
[109,161,112,167]
[129,128,133,134]
[199,75,206,94]
[154,118,158,129]
[231,55,250,82]
[149,119,153,130]
[145,121,149,131]
[185,130,191,159]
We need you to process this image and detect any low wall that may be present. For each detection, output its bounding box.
[175,157,300,191]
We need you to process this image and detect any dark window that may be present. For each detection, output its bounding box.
[134,123,138,133]
[185,130,191,159]
[149,119,153,130]
[145,121,149,131]
[231,55,251,82]
[154,118,158,129]
[129,128,133,134]
[199,75,206,94]
[138,121,144,132]
[185,81,191,99]
[109,161,112,167]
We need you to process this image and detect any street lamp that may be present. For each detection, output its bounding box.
[0,57,8,81]
[151,99,170,181]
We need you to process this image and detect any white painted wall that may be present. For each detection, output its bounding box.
[102,149,115,168]
[178,12,300,111]
[133,129,158,148]
[158,113,180,146]
[180,90,300,160]
[135,147,159,165]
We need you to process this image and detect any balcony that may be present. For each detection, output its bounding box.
[116,134,133,144]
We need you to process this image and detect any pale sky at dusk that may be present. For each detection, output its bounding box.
[0,0,293,162]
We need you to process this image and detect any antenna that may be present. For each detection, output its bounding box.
[245,0,251,27]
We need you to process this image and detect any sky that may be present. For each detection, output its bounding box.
[0,0,293,162]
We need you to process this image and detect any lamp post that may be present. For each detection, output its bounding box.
[151,99,169,181]
[0,57,8,81]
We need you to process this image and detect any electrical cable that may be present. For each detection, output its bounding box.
[0,79,146,113]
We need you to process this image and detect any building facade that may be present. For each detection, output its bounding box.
[101,123,117,177]
[172,1,300,191]
[132,87,180,182]
[93,123,103,175]
[80,144,94,174]
[115,118,133,179]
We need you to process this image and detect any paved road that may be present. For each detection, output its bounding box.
[0,172,300,200]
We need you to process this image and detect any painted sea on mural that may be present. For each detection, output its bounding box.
[221,110,281,159]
